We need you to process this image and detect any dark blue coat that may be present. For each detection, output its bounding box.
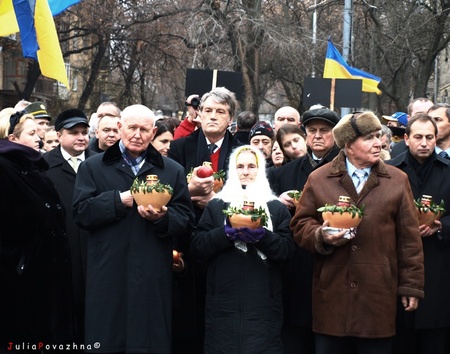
[387,151,450,328]
[73,141,195,353]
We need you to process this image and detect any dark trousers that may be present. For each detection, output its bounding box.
[393,327,450,354]
[315,333,393,354]
[282,325,315,354]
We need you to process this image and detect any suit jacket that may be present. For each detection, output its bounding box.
[387,151,450,328]
[169,128,242,223]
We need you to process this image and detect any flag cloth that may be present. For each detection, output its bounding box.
[0,0,71,87]
[0,0,19,36]
[324,39,382,95]
[48,0,80,15]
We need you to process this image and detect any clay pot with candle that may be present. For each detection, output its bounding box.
[224,201,268,230]
[415,195,445,227]
[131,175,173,212]
[317,196,364,229]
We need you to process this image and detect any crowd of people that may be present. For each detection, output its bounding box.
[1,91,449,354]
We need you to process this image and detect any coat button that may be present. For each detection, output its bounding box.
[350,282,358,288]
[352,245,358,251]
[45,203,51,208]
[56,204,62,209]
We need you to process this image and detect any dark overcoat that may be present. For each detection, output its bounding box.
[191,198,296,353]
[43,146,97,313]
[291,151,424,338]
[168,128,242,352]
[387,151,450,328]
[267,146,340,328]
[72,141,195,353]
[0,140,74,346]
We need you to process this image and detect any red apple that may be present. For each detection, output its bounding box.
[197,165,214,178]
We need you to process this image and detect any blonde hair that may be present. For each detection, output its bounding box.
[215,145,277,231]
[0,108,35,139]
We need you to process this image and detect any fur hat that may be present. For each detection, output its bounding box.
[332,111,382,148]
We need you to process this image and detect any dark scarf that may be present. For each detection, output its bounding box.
[407,150,436,186]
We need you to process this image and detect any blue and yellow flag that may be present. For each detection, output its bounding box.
[0,0,80,88]
[324,39,382,95]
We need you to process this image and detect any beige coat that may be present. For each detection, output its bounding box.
[290,151,424,338]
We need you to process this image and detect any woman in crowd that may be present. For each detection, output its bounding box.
[276,124,307,163]
[191,145,295,353]
[151,119,175,156]
[0,108,74,348]
[43,126,59,152]
[271,140,285,167]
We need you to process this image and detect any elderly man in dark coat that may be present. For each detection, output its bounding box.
[387,113,450,354]
[291,111,424,354]
[268,108,341,354]
[73,104,195,354]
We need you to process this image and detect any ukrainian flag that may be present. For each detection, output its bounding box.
[324,39,382,95]
[0,0,80,88]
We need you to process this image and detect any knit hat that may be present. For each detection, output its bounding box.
[301,108,340,127]
[332,111,382,148]
[55,109,89,131]
[249,121,274,140]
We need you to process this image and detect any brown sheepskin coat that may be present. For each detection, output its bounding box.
[290,151,424,338]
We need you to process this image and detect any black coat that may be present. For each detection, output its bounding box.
[0,140,74,345]
[267,146,340,328]
[191,198,295,353]
[72,141,195,353]
[42,146,97,341]
[43,147,97,305]
[168,129,242,353]
[387,151,450,328]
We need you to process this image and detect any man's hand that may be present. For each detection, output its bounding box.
[278,191,296,210]
[120,190,134,208]
[419,220,441,238]
[137,204,168,222]
[321,221,352,247]
[402,296,419,311]
[188,167,215,196]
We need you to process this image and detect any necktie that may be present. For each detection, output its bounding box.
[439,151,449,159]
[353,169,367,194]
[70,157,79,172]
[208,143,217,154]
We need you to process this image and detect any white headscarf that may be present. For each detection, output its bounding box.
[215,145,277,232]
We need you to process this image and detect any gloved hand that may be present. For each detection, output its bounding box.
[225,224,265,244]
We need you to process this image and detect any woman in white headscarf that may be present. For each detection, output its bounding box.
[191,145,295,354]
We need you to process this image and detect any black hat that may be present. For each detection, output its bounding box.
[24,101,51,121]
[249,121,274,140]
[301,108,340,127]
[55,109,89,131]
